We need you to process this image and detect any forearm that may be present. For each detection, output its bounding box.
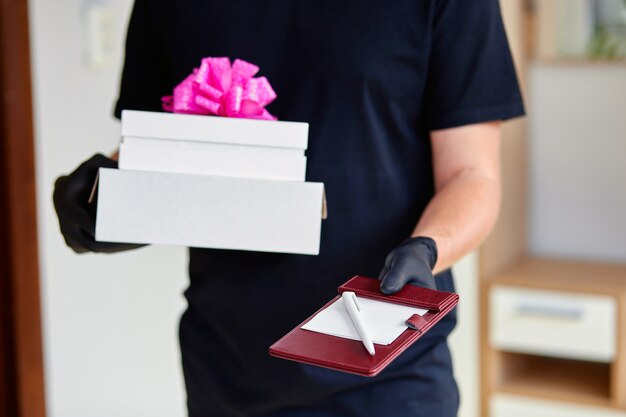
[411,121,502,274]
[413,168,500,274]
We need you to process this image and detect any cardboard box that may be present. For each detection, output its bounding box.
[118,141,307,181]
[95,168,325,255]
[121,110,309,149]
[121,136,305,157]
[118,111,308,181]
[95,111,324,255]
[119,143,306,182]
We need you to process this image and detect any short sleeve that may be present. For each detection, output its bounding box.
[113,0,173,119]
[424,0,525,130]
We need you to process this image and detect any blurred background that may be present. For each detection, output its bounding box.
[1,0,625,416]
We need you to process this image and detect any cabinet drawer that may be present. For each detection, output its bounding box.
[490,286,616,362]
[491,394,626,417]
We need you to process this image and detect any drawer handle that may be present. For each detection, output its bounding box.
[515,304,583,321]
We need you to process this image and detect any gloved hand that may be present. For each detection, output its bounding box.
[378,236,438,294]
[53,153,145,254]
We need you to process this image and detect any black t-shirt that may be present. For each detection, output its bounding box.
[115,0,524,414]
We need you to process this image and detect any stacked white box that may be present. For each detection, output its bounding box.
[95,110,325,255]
[118,110,308,181]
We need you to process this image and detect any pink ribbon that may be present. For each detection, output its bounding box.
[162,57,277,120]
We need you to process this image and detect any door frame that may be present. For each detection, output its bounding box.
[0,0,46,416]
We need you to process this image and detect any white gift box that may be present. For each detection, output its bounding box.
[95,111,325,255]
[118,110,308,181]
[121,110,308,149]
[119,139,307,181]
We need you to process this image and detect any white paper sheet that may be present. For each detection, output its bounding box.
[301,296,428,345]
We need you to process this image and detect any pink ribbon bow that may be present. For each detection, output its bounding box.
[162,57,277,120]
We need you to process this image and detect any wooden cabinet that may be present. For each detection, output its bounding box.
[481,258,626,415]
[492,394,626,417]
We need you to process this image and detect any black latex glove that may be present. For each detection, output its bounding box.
[378,236,438,294]
[53,153,145,254]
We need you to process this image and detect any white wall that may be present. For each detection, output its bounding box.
[29,1,188,416]
[529,63,626,262]
[450,253,480,417]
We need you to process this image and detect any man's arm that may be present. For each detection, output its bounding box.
[379,121,501,293]
[414,121,501,273]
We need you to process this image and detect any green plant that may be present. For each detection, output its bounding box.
[588,27,620,58]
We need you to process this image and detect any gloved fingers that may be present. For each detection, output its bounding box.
[74,154,116,195]
[57,154,116,201]
[380,256,415,294]
[60,234,87,254]
[62,223,143,254]
[53,175,93,219]
[88,239,145,254]
[378,249,397,281]
[378,262,391,281]
[74,153,117,175]
[61,223,92,254]
[53,153,129,254]
[405,266,437,290]
[74,226,144,253]
[90,153,118,169]
[52,176,72,207]
[59,203,96,236]
[380,254,438,294]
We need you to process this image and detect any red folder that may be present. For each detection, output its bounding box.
[269,275,459,377]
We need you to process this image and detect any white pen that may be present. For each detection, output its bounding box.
[341,292,375,356]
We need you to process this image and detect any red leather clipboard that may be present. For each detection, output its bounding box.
[269,275,459,377]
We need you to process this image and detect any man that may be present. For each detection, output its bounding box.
[53,1,524,415]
